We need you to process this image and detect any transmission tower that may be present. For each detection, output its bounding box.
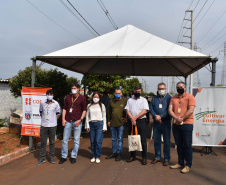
[170,77,176,95]
[220,42,226,85]
[193,43,201,87]
[161,76,164,83]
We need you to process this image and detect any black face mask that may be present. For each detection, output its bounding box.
[134,93,141,98]
[177,88,185,94]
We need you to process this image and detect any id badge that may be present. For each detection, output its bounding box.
[177,107,181,113]
[159,104,162,108]
[46,115,49,120]
[69,108,73,113]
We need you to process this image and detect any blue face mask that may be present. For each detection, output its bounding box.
[115,94,121,99]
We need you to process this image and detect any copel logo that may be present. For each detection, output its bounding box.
[25,113,31,120]
[25,98,42,105]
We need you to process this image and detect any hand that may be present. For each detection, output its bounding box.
[87,128,90,132]
[62,119,66,127]
[74,119,81,127]
[108,122,111,127]
[175,117,183,125]
[155,115,161,122]
[122,117,128,123]
[103,130,107,132]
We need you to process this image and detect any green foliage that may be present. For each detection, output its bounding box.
[82,75,128,94]
[9,66,79,107]
[123,77,142,95]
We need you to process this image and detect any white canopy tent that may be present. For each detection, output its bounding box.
[35,25,212,77]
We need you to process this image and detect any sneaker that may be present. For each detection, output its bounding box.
[36,159,46,166]
[170,164,183,169]
[90,158,95,163]
[50,158,55,164]
[115,153,121,161]
[181,166,190,173]
[96,158,100,164]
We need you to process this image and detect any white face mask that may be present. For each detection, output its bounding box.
[47,95,53,100]
[72,89,77,94]
[93,98,100,103]
[158,90,166,96]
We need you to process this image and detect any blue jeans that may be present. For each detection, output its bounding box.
[110,125,125,154]
[153,120,171,161]
[173,124,193,168]
[89,121,104,158]
[61,121,82,159]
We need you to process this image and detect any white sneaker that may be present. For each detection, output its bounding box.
[96,158,100,164]
[90,158,95,163]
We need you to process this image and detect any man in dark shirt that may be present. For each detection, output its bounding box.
[105,89,127,161]
[149,82,171,166]
[59,82,87,164]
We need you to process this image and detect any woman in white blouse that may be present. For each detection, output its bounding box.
[85,92,107,163]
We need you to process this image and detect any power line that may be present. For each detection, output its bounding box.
[59,0,97,37]
[97,0,118,30]
[178,0,201,44]
[208,43,224,55]
[194,0,215,30]
[176,0,194,43]
[26,0,83,41]
[193,0,208,22]
[66,0,100,36]
[197,9,226,44]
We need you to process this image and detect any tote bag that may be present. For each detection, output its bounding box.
[128,125,143,152]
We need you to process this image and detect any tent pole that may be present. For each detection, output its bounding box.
[184,76,187,87]
[29,57,36,151]
[84,74,87,96]
[210,58,218,86]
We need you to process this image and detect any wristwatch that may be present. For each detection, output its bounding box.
[80,118,83,122]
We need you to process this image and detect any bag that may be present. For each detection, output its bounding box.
[128,125,143,152]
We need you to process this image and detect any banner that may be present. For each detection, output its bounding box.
[21,87,51,137]
[192,87,226,146]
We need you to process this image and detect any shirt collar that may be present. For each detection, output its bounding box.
[175,92,187,98]
[45,99,55,103]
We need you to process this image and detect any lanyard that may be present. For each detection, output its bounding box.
[158,95,166,104]
[46,102,53,114]
[71,94,79,107]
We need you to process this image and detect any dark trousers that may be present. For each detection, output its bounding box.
[40,126,56,160]
[128,119,147,159]
[173,124,193,168]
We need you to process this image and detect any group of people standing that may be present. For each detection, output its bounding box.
[37,81,196,174]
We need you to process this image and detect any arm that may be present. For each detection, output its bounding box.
[108,100,112,127]
[134,110,148,120]
[149,98,157,117]
[39,102,43,118]
[62,109,66,126]
[102,104,107,131]
[56,102,61,120]
[75,97,87,127]
[85,105,90,132]
[181,106,195,121]
[168,104,183,125]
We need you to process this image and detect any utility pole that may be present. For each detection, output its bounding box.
[170,77,176,95]
[193,43,201,87]
[220,42,226,86]
[178,10,193,94]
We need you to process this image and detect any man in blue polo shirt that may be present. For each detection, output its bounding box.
[150,83,171,166]
[36,89,61,165]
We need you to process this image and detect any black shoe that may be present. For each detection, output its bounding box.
[70,158,76,164]
[142,158,147,165]
[36,159,46,166]
[126,157,136,163]
[105,153,116,159]
[115,153,121,161]
[59,158,66,164]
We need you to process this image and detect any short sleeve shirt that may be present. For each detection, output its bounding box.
[170,93,196,124]
[124,96,149,119]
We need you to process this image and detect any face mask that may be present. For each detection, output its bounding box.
[72,89,77,94]
[115,94,121,99]
[93,98,100,103]
[177,88,185,94]
[134,93,141,98]
[158,90,165,96]
[47,95,53,100]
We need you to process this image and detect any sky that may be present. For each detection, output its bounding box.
[0,0,226,93]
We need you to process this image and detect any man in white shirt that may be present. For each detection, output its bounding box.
[125,86,149,165]
[36,89,61,165]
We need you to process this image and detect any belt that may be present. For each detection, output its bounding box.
[91,120,102,122]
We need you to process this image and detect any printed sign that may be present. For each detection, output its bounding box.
[21,87,51,137]
[193,87,226,146]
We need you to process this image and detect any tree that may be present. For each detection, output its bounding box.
[82,75,128,95]
[124,77,142,95]
[9,66,79,107]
